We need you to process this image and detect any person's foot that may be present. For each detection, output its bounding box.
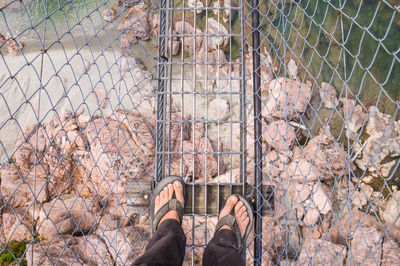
[154,180,185,227]
[218,195,250,238]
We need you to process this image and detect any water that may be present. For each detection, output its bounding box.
[260,0,400,115]
[0,0,109,50]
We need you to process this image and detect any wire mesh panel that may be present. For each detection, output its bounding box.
[155,0,250,263]
[244,0,400,265]
[1,0,399,265]
[0,0,159,264]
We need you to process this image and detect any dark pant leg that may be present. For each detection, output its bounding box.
[132,219,186,266]
[202,229,245,266]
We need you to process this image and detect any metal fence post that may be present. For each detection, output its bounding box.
[252,0,262,264]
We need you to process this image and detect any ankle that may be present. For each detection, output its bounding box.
[218,225,232,232]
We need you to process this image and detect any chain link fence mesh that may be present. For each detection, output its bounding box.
[0,0,399,265]
[245,0,400,265]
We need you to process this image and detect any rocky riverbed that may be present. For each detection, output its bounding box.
[0,0,399,265]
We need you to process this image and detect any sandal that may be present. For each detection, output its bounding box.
[150,176,186,234]
[215,194,254,252]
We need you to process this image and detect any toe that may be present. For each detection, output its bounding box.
[237,205,247,218]
[220,195,238,218]
[161,187,168,202]
[173,180,185,206]
[167,183,174,200]
[240,209,248,220]
[234,201,244,214]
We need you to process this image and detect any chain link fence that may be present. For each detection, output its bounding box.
[0,0,399,265]
[245,0,400,265]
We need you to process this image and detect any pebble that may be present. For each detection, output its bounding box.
[320,82,338,109]
[208,98,230,121]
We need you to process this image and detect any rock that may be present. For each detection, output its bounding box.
[355,135,400,174]
[381,237,400,265]
[287,183,311,203]
[96,213,118,233]
[381,190,400,229]
[195,137,219,181]
[311,183,331,214]
[187,0,204,13]
[287,58,298,78]
[303,208,319,226]
[171,39,180,56]
[34,145,74,197]
[263,77,312,119]
[37,195,101,239]
[151,13,159,36]
[367,106,397,138]
[2,207,33,242]
[265,149,278,162]
[304,125,353,178]
[298,239,347,265]
[361,183,373,198]
[169,140,194,177]
[82,112,155,196]
[208,98,230,121]
[195,48,228,91]
[280,260,298,266]
[119,13,150,40]
[101,227,150,265]
[120,30,137,48]
[205,18,229,50]
[27,234,113,265]
[118,55,139,72]
[263,120,296,151]
[361,174,374,184]
[281,159,320,182]
[261,217,288,263]
[13,125,48,172]
[340,98,368,138]
[92,87,109,108]
[1,164,49,208]
[66,130,86,149]
[103,6,117,22]
[352,183,374,210]
[349,225,382,265]
[182,216,217,245]
[247,48,274,90]
[320,82,338,109]
[0,32,5,44]
[328,210,383,246]
[82,58,91,74]
[129,64,154,97]
[211,168,241,183]
[7,39,24,55]
[175,21,203,55]
[292,146,304,161]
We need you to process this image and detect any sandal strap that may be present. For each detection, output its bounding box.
[153,199,184,230]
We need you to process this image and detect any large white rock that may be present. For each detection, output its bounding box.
[340,98,368,138]
[320,82,338,109]
[208,98,230,121]
[381,190,400,229]
[205,18,229,50]
[262,120,296,151]
[298,239,347,265]
[281,159,320,182]
[263,77,312,119]
[311,183,331,214]
[187,0,204,13]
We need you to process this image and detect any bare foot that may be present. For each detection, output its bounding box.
[154,180,185,227]
[218,195,250,238]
